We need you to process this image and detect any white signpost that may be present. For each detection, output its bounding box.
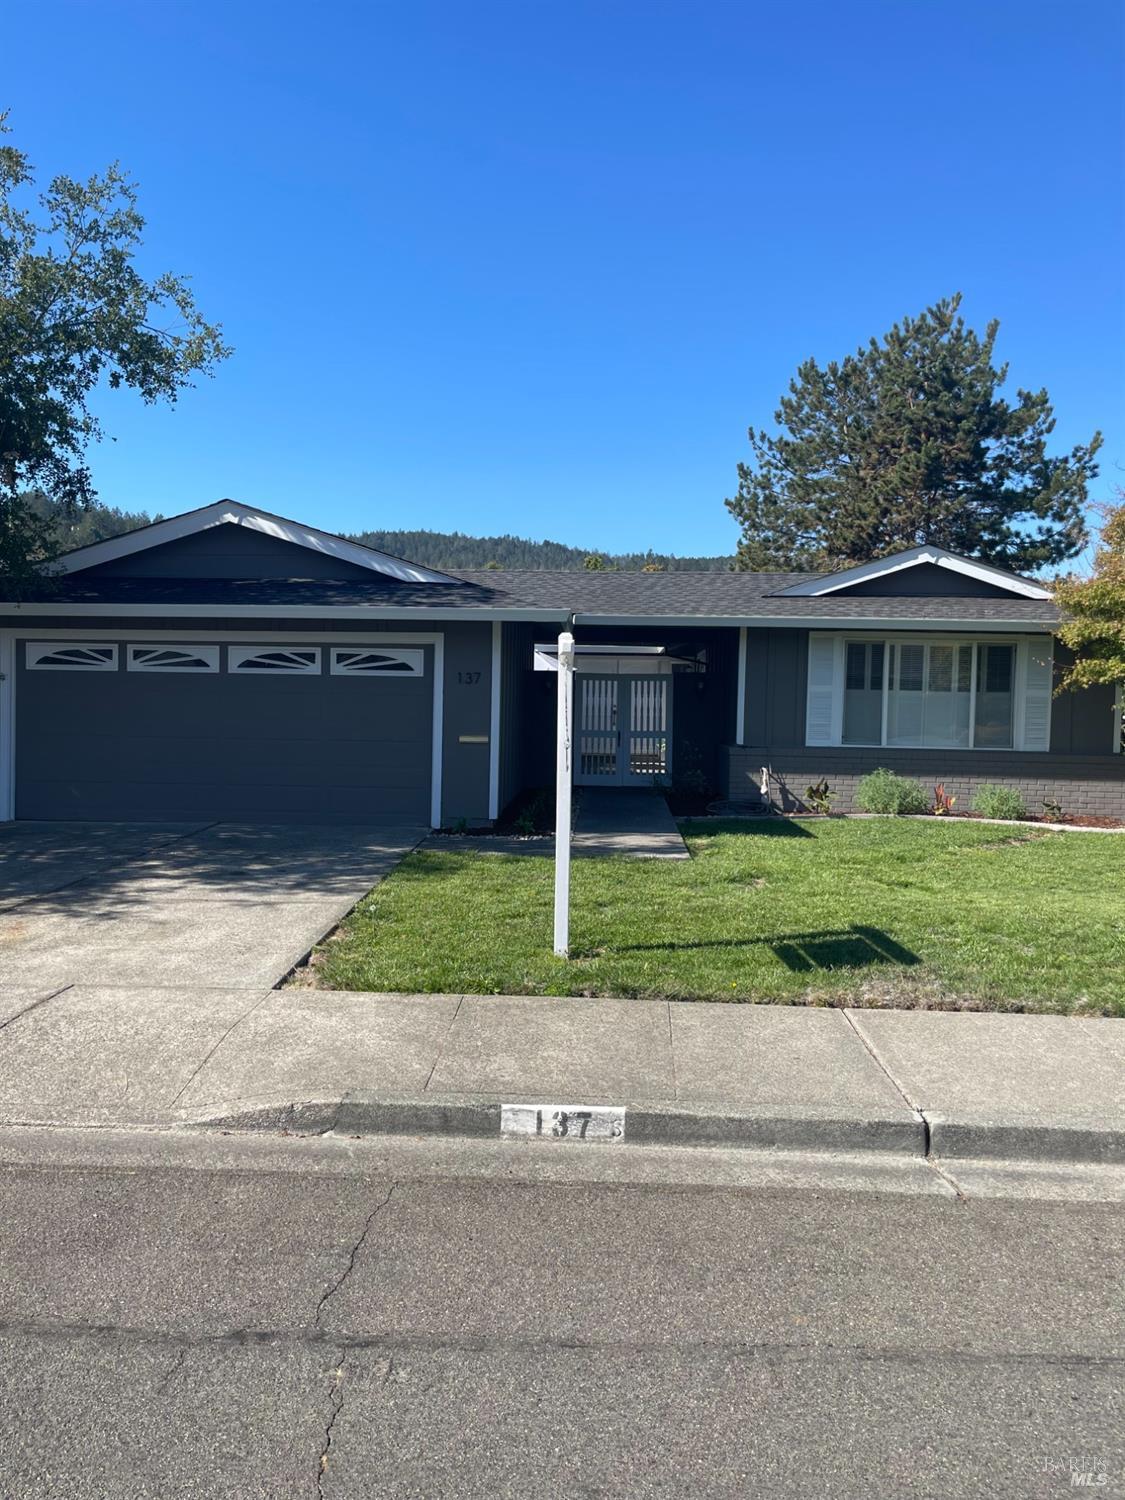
[553,629,576,957]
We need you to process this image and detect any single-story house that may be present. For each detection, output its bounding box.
[0,499,1120,825]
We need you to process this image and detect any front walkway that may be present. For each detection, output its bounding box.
[0,821,425,990]
[573,788,689,859]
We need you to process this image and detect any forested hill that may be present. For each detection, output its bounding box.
[31,498,733,571]
[349,528,733,571]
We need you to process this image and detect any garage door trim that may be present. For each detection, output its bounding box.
[0,629,446,827]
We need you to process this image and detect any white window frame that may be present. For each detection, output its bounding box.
[808,632,1053,753]
[329,646,425,677]
[127,644,220,674]
[25,642,119,671]
[227,645,322,674]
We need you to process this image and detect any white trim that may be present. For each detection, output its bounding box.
[228,645,322,674]
[51,500,457,585]
[735,627,747,746]
[569,613,1056,632]
[329,647,425,677]
[0,602,565,621]
[774,546,1052,601]
[0,632,14,822]
[488,621,502,820]
[0,601,1058,631]
[127,644,220,673]
[26,642,119,671]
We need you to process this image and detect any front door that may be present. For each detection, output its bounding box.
[574,675,671,786]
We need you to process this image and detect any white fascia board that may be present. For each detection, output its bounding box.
[50,500,458,585]
[572,613,1058,632]
[773,546,1052,601]
[0,603,565,621]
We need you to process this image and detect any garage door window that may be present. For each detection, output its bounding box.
[26,643,118,671]
[228,646,321,674]
[127,645,220,673]
[330,648,425,677]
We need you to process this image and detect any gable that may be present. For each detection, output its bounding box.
[52,500,456,585]
[77,523,378,581]
[824,562,1022,599]
[773,546,1052,602]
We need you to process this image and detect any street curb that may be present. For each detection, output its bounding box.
[927,1115,1125,1166]
[188,1093,927,1156]
[181,1095,1125,1168]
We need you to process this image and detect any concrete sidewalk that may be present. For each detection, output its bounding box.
[0,986,1120,1166]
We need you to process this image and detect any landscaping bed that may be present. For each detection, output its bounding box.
[302,818,1125,1015]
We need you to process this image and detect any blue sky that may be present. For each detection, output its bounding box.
[5,0,1123,556]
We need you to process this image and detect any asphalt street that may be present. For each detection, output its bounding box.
[0,1128,1120,1499]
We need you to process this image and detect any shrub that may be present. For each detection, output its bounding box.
[972,784,1028,821]
[804,778,835,814]
[855,768,929,815]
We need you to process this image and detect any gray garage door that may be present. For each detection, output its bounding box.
[15,640,434,824]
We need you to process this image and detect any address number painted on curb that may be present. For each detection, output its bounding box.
[501,1104,626,1142]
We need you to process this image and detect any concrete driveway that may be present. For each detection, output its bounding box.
[0,820,425,992]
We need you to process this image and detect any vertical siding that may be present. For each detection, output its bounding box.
[441,621,494,824]
[743,629,808,747]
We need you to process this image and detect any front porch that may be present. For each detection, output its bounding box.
[507,624,740,808]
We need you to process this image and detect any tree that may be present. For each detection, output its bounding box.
[26,491,160,550]
[0,114,229,580]
[726,294,1101,574]
[1054,500,1125,747]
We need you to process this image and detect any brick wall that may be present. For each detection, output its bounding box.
[722,746,1125,819]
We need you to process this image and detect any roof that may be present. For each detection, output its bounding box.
[0,566,1060,626]
[3,500,1058,627]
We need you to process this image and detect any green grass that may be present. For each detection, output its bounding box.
[308,819,1125,1014]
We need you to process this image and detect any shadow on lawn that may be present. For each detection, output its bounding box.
[619,924,920,974]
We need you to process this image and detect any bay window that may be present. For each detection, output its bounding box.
[812,634,1051,752]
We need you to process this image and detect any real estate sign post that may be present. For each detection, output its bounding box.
[553,629,575,956]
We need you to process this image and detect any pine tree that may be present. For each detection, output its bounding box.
[726,295,1101,574]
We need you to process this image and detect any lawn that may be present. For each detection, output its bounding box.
[306,819,1125,1014]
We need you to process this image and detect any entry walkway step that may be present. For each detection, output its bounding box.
[573,789,689,859]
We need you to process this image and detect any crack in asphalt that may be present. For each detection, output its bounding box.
[314,1183,397,1329]
[316,1350,346,1500]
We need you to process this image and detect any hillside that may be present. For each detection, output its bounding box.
[350,528,733,571]
[32,499,733,571]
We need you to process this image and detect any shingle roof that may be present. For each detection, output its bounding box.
[1,567,1060,624]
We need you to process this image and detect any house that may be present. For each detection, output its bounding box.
[0,499,1120,825]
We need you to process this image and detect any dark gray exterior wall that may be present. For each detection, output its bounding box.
[440,620,493,825]
[728,627,1123,816]
[78,524,379,580]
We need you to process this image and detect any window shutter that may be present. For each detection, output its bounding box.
[806,634,841,746]
[1019,640,1053,751]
